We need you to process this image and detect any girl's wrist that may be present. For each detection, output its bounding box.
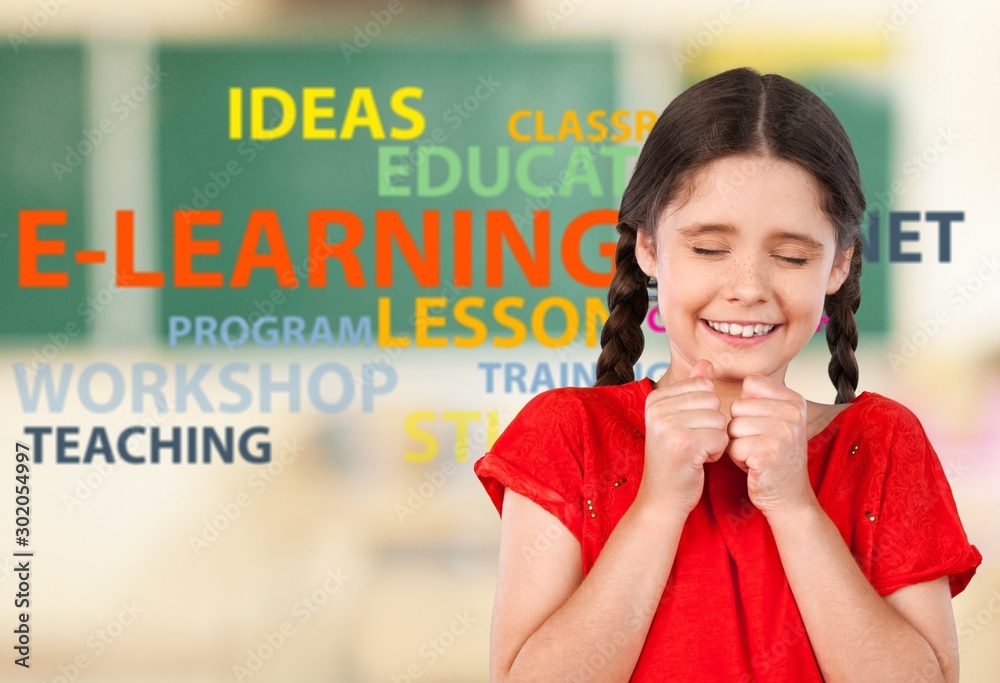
[629,489,693,529]
[760,493,823,529]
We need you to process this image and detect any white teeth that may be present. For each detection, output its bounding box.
[706,320,774,337]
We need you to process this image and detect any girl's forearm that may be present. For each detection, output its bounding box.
[502,500,686,683]
[767,500,944,683]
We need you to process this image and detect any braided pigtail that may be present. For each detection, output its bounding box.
[594,224,649,387]
[825,233,864,404]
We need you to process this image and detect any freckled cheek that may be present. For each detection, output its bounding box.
[778,294,825,333]
[657,271,717,313]
[775,272,826,307]
[657,292,713,335]
[660,258,720,290]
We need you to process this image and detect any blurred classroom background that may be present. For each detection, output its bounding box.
[1,0,999,681]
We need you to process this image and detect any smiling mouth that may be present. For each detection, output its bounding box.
[703,319,779,338]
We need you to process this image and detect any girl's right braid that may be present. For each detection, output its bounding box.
[825,235,863,404]
[595,224,650,387]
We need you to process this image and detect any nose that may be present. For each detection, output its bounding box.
[723,256,769,306]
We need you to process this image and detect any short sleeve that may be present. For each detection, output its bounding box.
[867,405,983,598]
[473,389,586,543]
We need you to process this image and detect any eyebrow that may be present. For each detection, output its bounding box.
[677,223,735,238]
[676,222,825,250]
[772,230,825,250]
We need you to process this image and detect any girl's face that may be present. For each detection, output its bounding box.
[635,154,854,386]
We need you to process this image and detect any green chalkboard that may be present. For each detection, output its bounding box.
[156,41,620,343]
[0,43,89,341]
[821,74,892,336]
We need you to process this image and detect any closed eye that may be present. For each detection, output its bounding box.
[692,247,726,256]
[776,255,808,266]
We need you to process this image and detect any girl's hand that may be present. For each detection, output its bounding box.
[726,374,816,517]
[637,359,730,520]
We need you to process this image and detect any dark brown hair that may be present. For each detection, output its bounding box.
[595,66,865,404]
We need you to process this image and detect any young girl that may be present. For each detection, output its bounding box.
[474,67,982,682]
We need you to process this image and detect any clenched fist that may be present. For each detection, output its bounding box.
[636,359,730,519]
[726,374,814,517]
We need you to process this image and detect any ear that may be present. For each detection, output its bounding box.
[634,228,657,278]
[825,244,854,295]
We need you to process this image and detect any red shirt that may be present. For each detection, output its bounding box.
[474,378,982,682]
